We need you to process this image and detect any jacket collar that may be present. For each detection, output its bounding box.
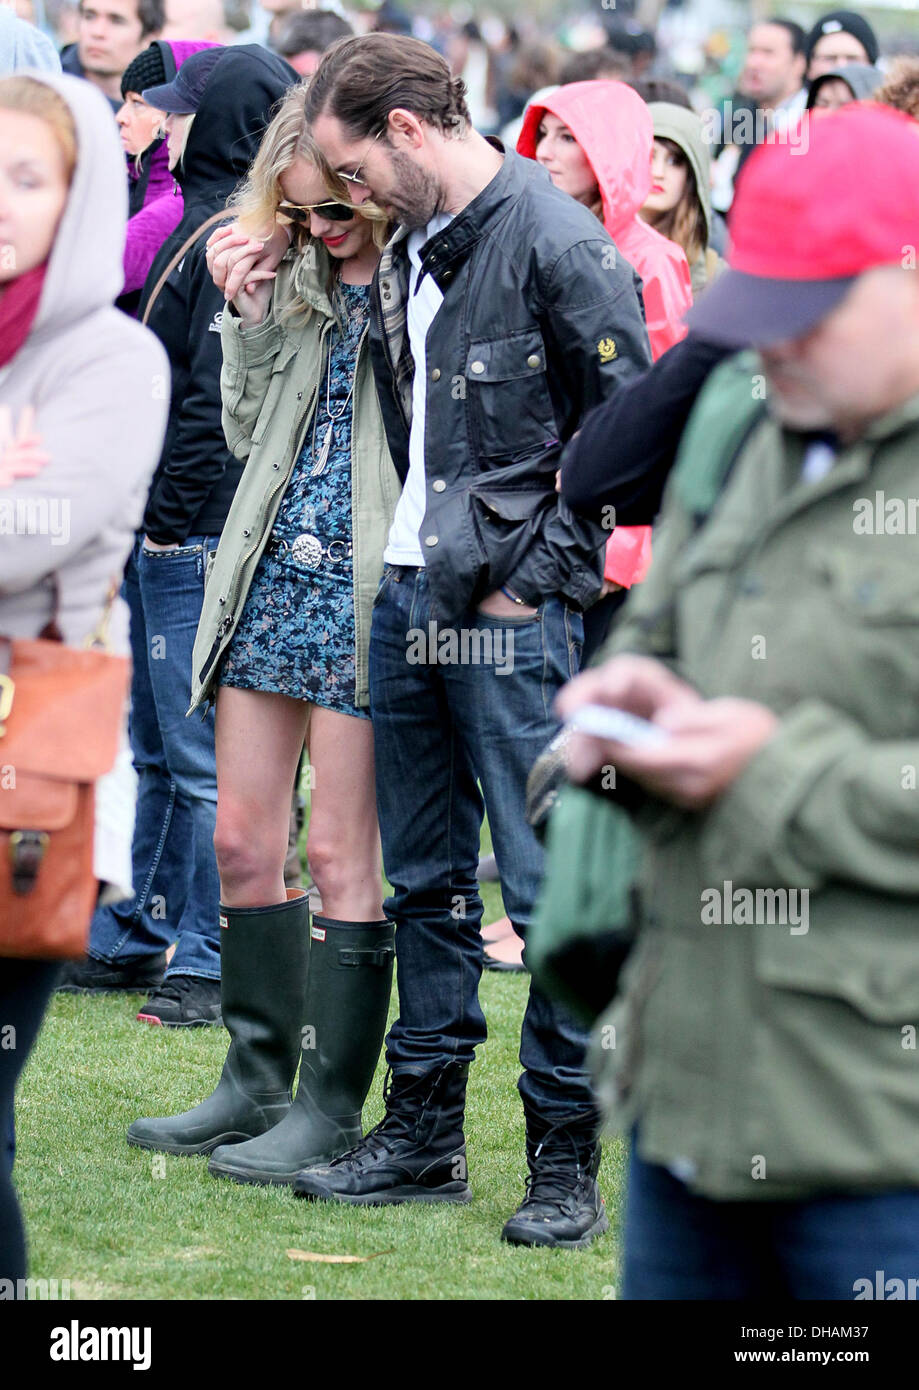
[384,138,524,290]
[291,242,342,319]
[756,385,919,536]
[859,386,919,444]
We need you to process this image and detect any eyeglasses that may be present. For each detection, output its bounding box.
[277,200,356,224]
[337,128,384,189]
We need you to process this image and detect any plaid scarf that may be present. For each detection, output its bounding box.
[376,226,414,429]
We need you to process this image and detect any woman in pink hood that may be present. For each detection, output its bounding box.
[518,81,692,592]
[518,80,692,360]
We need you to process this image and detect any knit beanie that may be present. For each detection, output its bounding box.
[805,10,880,68]
[121,44,168,100]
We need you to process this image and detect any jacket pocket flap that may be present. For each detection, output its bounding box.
[0,775,78,831]
[755,924,919,1023]
[269,337,300,375]
[474,489,552,522]
[808,544,919,621]
[466,330,546,383]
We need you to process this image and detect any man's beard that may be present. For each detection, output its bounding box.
[383,147,442,231]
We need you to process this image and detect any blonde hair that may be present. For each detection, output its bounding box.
[231,83,391,253]
[175,112,195,171]
[0,76,77,183]
[876,57,919,122]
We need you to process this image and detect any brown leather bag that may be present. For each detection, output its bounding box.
[0,583,129,959]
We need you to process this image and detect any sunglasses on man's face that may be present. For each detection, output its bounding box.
[277,200,356,224]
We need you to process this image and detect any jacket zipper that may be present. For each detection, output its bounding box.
[212,376,320,646]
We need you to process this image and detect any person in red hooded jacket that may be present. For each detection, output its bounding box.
[518,81,692,603]
[518,80,692,360]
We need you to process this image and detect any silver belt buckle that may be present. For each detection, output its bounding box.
[291,533,323,567]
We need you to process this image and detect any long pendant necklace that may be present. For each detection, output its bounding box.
[310,294,367,478]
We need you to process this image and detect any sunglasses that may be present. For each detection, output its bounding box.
[337,128,384,189]
[277,200,356,224]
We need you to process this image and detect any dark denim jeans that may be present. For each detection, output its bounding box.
[623,1139,919,1299]
[0,960,59,1281]
[369,564,597,1127]
[88,536,220,980]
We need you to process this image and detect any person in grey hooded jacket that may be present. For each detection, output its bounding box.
[0,68,168,1287]
[806,61,883,110]
[0,7,61,74]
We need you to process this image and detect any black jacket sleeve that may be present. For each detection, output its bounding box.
[538,237,653,438]
[142,240,235,544]
[559,333,731,526]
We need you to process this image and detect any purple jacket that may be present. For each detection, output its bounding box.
[122,40,221,298]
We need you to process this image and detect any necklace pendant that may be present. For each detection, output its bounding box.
[312,422,334,476]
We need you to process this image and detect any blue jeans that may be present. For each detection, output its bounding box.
[623,1139,919,1299]
[369,565,597,1126]
[88,536,221,980]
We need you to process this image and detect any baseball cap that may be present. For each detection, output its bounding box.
[142,46,226,115]
[687,104,919,348]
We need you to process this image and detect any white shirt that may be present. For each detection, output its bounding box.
[801,437,837,484]
[383,212,455,566]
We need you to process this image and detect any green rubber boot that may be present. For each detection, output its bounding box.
[207,915,395,1185]
[126,891,310,1156]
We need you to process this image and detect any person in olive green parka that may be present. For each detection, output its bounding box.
[557,104,919,1299]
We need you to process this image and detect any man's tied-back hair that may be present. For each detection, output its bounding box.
[303,33,470,139]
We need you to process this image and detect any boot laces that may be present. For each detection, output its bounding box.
[326,1068,440,1169]
[523,1118,595,1208]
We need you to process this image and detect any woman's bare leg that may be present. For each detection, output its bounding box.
[305,706,382,921]
[213,687,309,907]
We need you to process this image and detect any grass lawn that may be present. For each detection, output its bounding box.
[14,825,625,1301]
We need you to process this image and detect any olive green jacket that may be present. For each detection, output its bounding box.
[591,353,919,1200]
[189,249,400,713]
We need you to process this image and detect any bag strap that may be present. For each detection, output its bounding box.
[38,572,63,643]
[84,578,119,652]
[141,211,230,327]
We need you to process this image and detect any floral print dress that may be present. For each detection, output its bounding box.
[219,281,371,720]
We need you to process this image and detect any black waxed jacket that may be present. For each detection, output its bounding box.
[369,147,653,622]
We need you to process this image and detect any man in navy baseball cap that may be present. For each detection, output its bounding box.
[142,42,225,112]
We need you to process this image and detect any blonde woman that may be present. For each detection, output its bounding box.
[127,87,401,1187]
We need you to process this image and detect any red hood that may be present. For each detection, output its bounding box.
[518,81,653,233]
[518,80,692,359]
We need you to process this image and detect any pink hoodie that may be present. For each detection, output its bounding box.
[518,82,692,587]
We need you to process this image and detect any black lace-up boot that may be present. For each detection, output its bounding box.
[292,1061,471,1205]
[501,1113,608,1249]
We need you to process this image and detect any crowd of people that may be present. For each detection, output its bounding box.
[2,0,919,1301]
